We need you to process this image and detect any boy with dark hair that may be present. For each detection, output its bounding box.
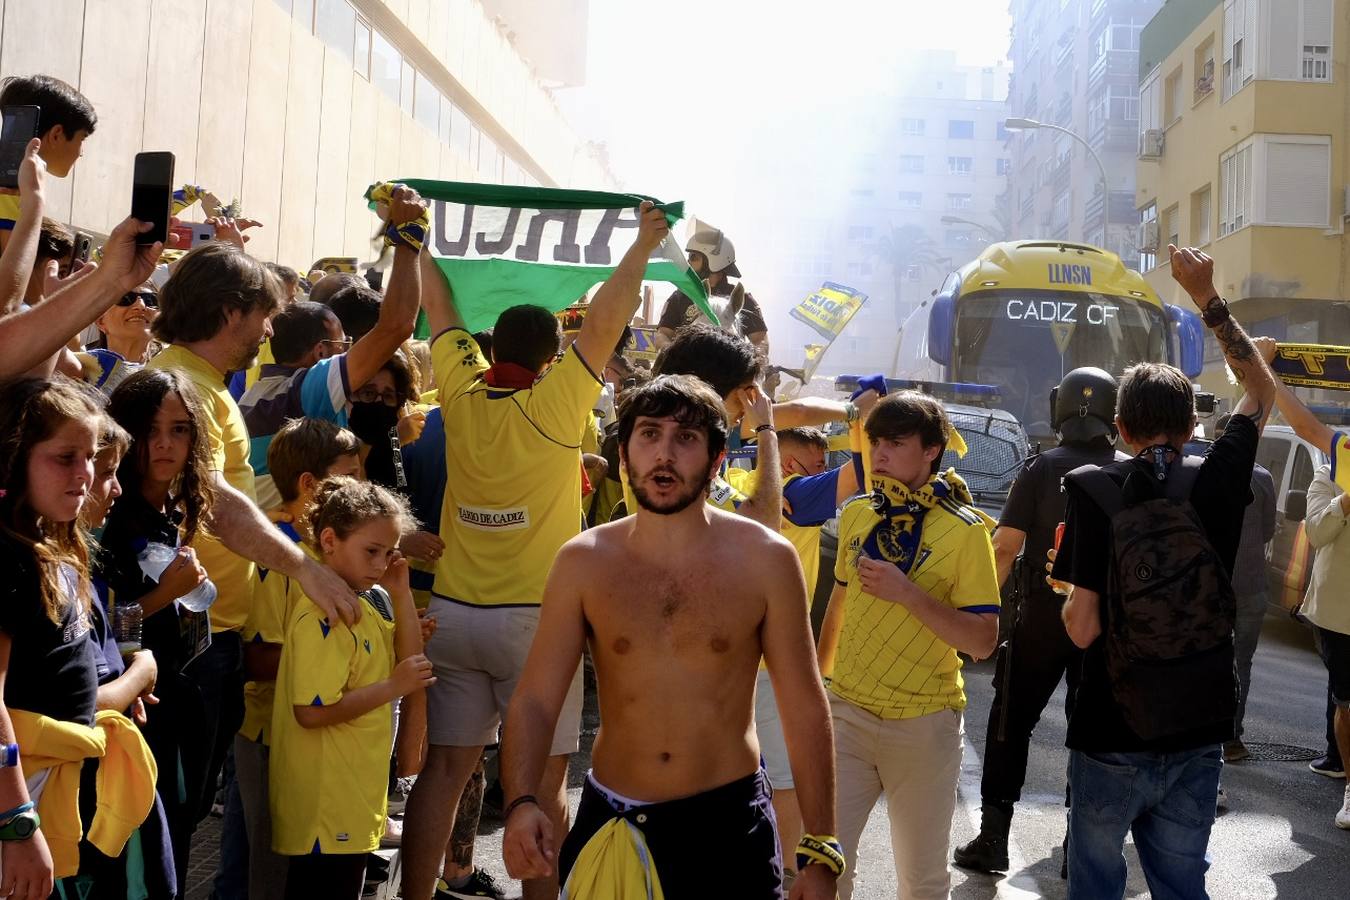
[0,74,97,245]
[227,417,363,900]
[1052,244,1276,898]
[818,390,999,900]
[491,305,564,373]
[238,188,426,509]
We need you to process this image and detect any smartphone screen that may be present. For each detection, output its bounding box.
[0,106,41,190]
[131,151,175,246]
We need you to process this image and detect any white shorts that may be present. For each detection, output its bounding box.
[754,668,794,789]
[424,597,583,755]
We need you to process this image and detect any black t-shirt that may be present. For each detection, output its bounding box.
[658,284,768,335]
[100,494,199,671]
[0,533,98,726]
[999,440,1127,606]
[1052,414,1259,753]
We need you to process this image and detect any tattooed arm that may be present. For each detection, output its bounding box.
[1167,244,1275,430]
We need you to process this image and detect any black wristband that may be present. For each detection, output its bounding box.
[1201,296,1230,327]
[754,423,774,434]
[504,794,538,819]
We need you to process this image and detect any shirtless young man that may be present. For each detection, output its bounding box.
[500,375,841,899]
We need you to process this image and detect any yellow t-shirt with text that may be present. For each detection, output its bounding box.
[431,328,601,607]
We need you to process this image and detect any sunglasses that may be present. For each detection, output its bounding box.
[117,291,159,309]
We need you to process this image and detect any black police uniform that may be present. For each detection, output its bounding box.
[978,439,1127,811]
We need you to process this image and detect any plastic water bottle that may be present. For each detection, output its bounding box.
[138,542,218,613]
[111,601,143,659]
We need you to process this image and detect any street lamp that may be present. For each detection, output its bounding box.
[1003,117,1110,243]
[940,215,1003,240]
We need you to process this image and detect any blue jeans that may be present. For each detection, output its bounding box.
[1067,746,1222,900]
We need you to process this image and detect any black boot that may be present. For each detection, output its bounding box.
[953,803,1012,873]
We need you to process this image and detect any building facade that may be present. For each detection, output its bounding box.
[0,0,612,271]
[758,51,1011,378]
[1006,0,1162,268]
[1135,0,1350,389]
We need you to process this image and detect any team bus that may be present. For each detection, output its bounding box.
[893,241,1205,446]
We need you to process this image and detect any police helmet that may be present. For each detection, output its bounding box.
[1050,367,1118,444]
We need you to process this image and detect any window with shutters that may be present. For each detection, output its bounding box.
[948,156,974,176]
[1222,0,1257,100]
[1219,140,1253,236]
[1139,203,1158,271]
[1164,68,1184,124]
[1262,136,1330,226]
[1163,204,1180,250]
[1192,186,1212,245]
[900,155,925,174]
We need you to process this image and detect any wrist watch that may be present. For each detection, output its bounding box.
[1201,296,1231,327]
[0,809,40,841]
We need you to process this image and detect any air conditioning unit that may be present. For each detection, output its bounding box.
[1137,219,1161,253]
[1139,129,1164,159]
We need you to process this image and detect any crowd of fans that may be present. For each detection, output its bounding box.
[0,70,1347,900]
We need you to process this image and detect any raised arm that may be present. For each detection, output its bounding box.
[572,201,668,371]
[1168,244,1276,429]
[759,537,837,898]
[0,141,44,315]
[1253,337,1337,455]
[736,386,784,529]
[344,187,427,389]
[0,216,161,380]
[205,475,359,625]
[500,541,590,881]
[419,242,463,337]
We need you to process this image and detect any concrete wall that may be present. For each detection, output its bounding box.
[0,0,611,270]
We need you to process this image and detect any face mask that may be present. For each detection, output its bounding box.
[348,401,399,445]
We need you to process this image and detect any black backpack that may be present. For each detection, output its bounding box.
[1072,455,1238,741]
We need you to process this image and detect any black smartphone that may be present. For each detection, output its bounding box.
[131,151,175,246]
[0,105,41,190]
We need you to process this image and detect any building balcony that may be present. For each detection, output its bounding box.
[1089,119,1139,154]
[1084,190,1139,232]
[1090,0,1109,23]
[1088,49,1138,90]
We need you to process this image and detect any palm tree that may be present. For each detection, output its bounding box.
[874,224,942,318]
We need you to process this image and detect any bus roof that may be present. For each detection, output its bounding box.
[953,240,1163,308]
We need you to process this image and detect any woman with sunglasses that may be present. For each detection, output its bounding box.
[81,280,160,394]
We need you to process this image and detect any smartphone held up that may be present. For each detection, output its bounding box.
[0,105,40,190]
[131,150,174,246]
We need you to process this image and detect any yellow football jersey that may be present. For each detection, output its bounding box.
[1334,431,1350,493]
[238,522,304,745]
[269,586,397,855]
[830,494,999,719]
[431,329,601,607]
[149,344,257,632]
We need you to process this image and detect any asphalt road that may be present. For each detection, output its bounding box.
[459,611,1347,899]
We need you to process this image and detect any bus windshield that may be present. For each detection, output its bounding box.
[952,290,1167,440]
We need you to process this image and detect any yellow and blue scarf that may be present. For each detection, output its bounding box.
[861,469,975,574]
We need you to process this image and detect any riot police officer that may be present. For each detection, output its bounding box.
[953,367,1126,875]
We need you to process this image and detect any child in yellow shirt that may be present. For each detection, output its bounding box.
[268,477,433,898]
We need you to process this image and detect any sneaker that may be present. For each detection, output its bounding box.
[435,869,511,900]
[1337,786,1350,830]
[380,817,403,848]
[1310,755,1347,779]
[1223,739,1251,763]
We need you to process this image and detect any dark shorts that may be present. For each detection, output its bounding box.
[1315,625,1350,706]
[558,769,782,899]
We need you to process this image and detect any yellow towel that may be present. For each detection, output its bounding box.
[10,709,158,878]
[560,818,665,900]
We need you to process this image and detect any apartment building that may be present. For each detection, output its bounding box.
[1006,0,1162,268]
[1135,0,1350,386]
